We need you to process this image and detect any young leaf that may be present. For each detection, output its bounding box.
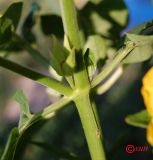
[64,34,71,51]
[84,35,107,67]
[63,48,76,72]
[125,110,151,128]
[1,128,19,160]
[123,33,153,63]
[84,48,96,79]
[14,90,32,130]
[50,35,76,76]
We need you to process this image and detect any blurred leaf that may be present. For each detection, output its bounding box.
[123,33,153,63]
[41,15,64,38]
[128,20,153,35]
[0,18,13,47]
[14,90,32,130]
[31,141,85,160]
[79,0,128,41]
[2,2,23,30]
[125,110,151,128]
[1,128,19,160]
[0,2,22,49]
[21,2,40,43]
[50,35,76,76]
[84,35,107,67]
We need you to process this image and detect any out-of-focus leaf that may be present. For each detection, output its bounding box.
[0,2,23,49]
[128,20,153,35]
[84,35,107,67]
[125,110,151,128]
[14,90,32,130]
[41,15,64,38]
[50,35,76,76]
[123,33,153,63]
[0,18,13,47]
[79,0,128,41]
[21,2,40,43]
[2,2,23,30]
[1,128,19,160]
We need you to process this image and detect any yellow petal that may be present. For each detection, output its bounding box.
[141,86,153,117]
[147,121,153,146]
[141,67,153,116]
[142,67,153,87]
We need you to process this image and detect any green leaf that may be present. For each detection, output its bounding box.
[14,90,32,130]
[50,35,76,76]
[64,34,71,51]
[1,128,19,160]
[125,110,151,128]
[84,35,107,67]
[0,2,23,48]
[128,20,153,35]
[1,97,71,160]
[2,2,23,30]
[0,18,13,47]
[123,33,153,63]
[84,48,96,79]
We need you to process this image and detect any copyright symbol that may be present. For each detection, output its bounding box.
[126,144,135,154]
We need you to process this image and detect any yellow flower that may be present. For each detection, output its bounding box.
[141,67,153,146]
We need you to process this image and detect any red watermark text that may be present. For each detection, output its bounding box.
[125,144,148,154]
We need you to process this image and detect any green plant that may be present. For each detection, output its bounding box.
[0,0,153,160]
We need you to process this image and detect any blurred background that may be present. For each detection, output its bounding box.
[0,0,153,160]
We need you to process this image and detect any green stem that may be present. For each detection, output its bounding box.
[59,0,81,50]
[59,0,89,89]
[59,1,106,160]
[20,97,72,133]
[92,44,134,88]
[0,57,73,96]
[1,97,72,160]
[74,93,106,160]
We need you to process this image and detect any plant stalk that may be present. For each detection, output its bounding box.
[59,0,106,159]
[74,93,106,160]
[59,0,89,89]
